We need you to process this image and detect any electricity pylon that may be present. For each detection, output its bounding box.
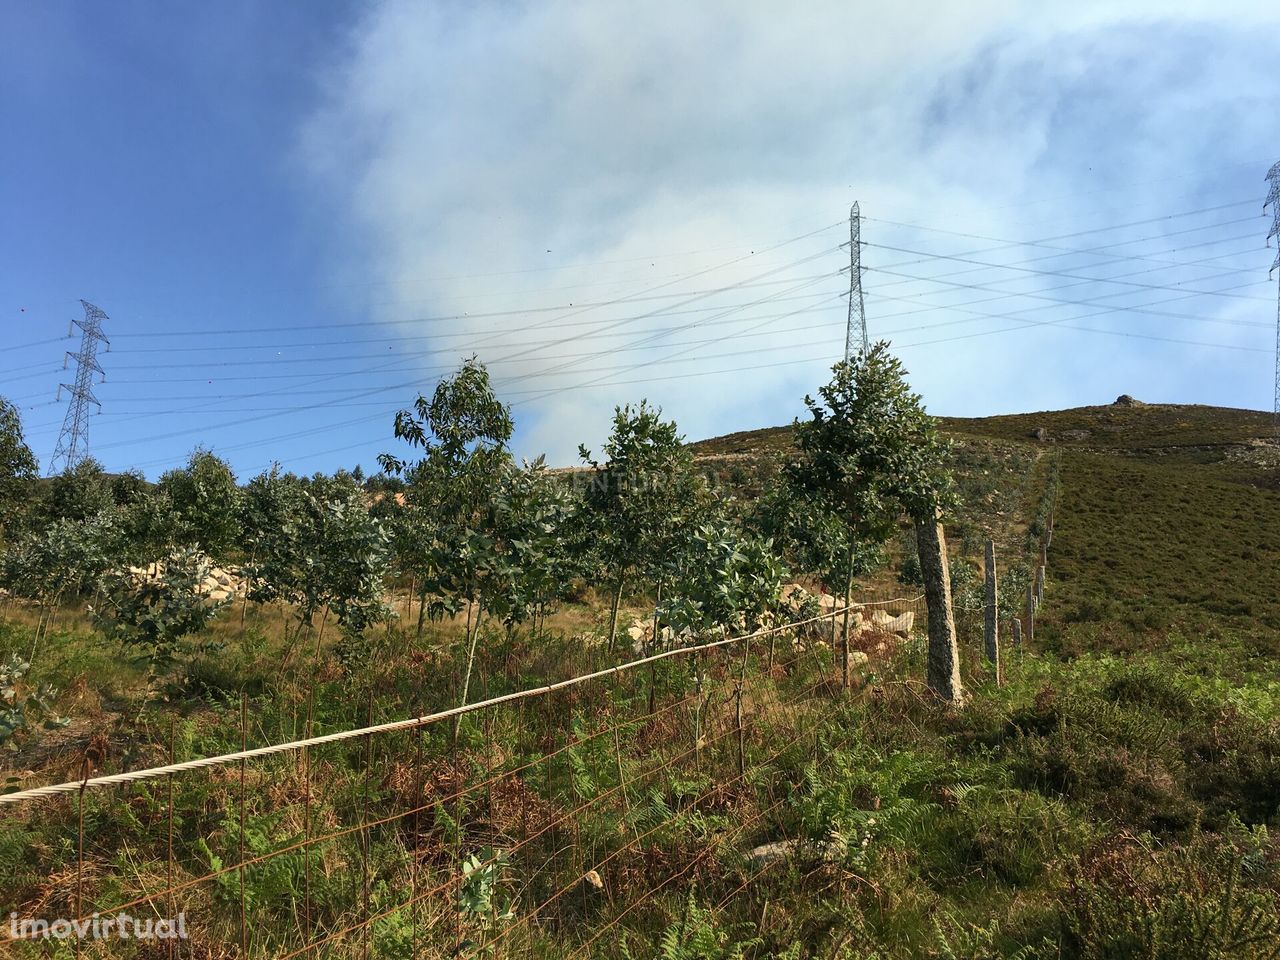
[49,300,109,475]
[1266,162,1280,437]
[844,202,868,362]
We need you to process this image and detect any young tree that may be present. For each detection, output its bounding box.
[94,546,228,684]
[789,342,960,701]
[114,486,184,567]
[41,457,113,524]
[579,402,707,648]
[158,449,243,561]
[1,512,120,658]
[109,469,150,508]
[661,517,787,640]
[0,397,38,541]
[379,359,516,724]
[487,455,575,638]
[243,470,392,652]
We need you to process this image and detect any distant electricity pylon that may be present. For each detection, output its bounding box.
[844,202,869,362]
[1267,162,1280,437]
[49,300,110,476]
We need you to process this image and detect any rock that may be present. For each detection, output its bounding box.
[744,840,795,868]
[1030,426,1048,441]
[779,582,810,606]
[1112,394,1143,407]
[849,651,869,668]
[868,610,914,636]
[744,837,846,868]
[626,619,649,655]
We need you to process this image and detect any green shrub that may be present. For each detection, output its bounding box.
[1061,830,1280,960]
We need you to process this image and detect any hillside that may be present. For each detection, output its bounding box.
[692,400,1280,653]
[3,397,1279,958]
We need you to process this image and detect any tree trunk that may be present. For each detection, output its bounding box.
[915,512,965,705]
[30,601,48,663]
[454,598,484,743]
[647,579,663,715]
[415,584,429,639]
[840,551,855,690]
[311,605,331,662]
[607,576,625,652]
[984,539,1000,684]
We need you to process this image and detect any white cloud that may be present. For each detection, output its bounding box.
[300,0,1280,462]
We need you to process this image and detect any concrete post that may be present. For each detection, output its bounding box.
[1035,564,1046,605]
[1024,581,1035,646]
[984,539,1000,683]
[915,511,965,705]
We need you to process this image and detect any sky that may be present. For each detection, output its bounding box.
[2,0,1279,480]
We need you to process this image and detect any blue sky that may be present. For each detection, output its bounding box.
[3,1,1279,479]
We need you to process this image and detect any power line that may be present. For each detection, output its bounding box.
[37,198,1278,469]
[485,256,838,385]
[0,334,73,352]
[867,256,1272,329]
[55,246,840,443]
[77,281,846,451]
[109,221,844,341]
[864,262,1273,328]
[853,199,1260,270]
[99,292,840,370]
[861,235,1269,324]
[864,216,1264,284]
[35,253,1266,453]
[863,240,1274,303]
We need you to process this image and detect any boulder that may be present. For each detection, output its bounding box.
[868,610,914,636]
[626,619,649,655]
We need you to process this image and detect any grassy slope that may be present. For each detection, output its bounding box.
[1,401,1278,958]
[693,401,1280,649]
[678,401,1280,955]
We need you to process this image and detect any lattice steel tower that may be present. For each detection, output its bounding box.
[49,300,110,475]
[1267,162,1280,437]
[844,202,869,362]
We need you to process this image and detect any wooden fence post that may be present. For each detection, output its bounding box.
[915,511,964,705]
[984,539,1001,684]
[1012,618,1022,653]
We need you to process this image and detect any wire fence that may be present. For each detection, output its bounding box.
[0,592,928,957]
